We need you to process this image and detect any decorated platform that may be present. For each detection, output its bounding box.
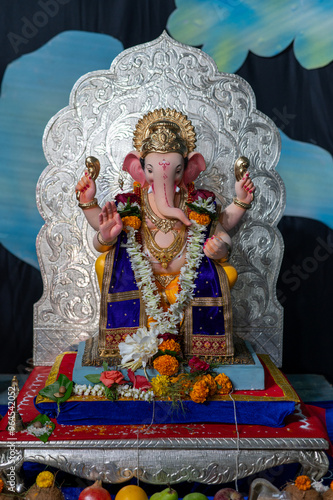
[29,351,299,427]
[0,364,330,487]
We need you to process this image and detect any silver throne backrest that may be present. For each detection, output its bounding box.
[34,32,285,367]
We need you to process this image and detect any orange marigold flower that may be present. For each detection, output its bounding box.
[295,475,312,491]
[189,211,211,225]
[330,481,333,491]
[199,374,217,397]
[215,373,232,395]
[190,380,209,403]
[159,339,181,354]
[0,478,3,493]
[122,216,141,232]
[153,355,179,376]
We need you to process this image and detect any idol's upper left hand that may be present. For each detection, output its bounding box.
[235,172,255,205]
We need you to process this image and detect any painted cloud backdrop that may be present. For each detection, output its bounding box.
[168,0,333,72]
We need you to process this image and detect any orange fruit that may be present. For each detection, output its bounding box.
[115,484,148,500]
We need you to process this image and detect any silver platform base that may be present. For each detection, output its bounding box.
[0,435,329,486]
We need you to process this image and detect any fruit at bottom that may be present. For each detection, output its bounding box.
[150,486,178,500]
[78,480,111,499]
[115,484,148,500]
[183,493,209,500]
[213,488,243,500]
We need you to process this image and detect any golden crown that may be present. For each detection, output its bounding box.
[133,108,196,158]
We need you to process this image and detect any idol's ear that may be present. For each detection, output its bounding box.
[183,152,206,186]
[122,151,147,187]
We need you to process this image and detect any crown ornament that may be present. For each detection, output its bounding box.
[133,108,196,158]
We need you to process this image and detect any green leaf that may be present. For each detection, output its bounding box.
[102,361,109,372]
[104,385,118,401]
[38,374,73,404]
[27,414,55,443]
[84,374,102,384]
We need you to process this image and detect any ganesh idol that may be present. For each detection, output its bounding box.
[75,109,255,369]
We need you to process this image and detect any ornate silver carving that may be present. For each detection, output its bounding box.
[0,444,329,484]
[34,31,284,366]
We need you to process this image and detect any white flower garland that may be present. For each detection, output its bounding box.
[124,219,207,335]
[73,383,154,401]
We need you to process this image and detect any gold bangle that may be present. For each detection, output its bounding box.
[97,231,113,247]
[78,198,98,209]
[233,197,252,210]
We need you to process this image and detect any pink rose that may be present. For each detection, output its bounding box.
[100,370,125,388]
[115,192,140,205]
[191,189,215,202]
[188,356,210,373]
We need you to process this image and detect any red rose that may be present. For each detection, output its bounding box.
[100,370,125,388]
[188,356,210,373]
[191,189,215,202]
[115,192,140,205]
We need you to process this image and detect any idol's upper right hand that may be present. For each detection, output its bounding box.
[75,171,96,203]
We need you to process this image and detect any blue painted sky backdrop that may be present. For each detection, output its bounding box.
[0,31,123,267]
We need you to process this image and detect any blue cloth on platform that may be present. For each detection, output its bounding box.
[34,397,295,427]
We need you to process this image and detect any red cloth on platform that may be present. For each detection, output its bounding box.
[0,364,330,449]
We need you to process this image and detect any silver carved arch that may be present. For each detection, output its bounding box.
[34,31,285,367]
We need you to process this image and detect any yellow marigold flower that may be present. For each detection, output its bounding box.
[295,475,312,491]
[122,216,141,232]
[36,471,54,488]
[159,339,181,354]
[0,478,3,493]
[150,375,170,397]
[189,211,211,225]
[153,355,179,376]
[215,373,232,395]
[199,374,217,397]
[190,380,209,403]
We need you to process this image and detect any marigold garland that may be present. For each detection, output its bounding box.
[330,481,333,491]
[189,211,211,225]
[190,379,209,403]
[295,475,312,491]
[0,478,3,493]
[199,374,217,397]
[215,373,232,395]
[36,471,54,488]
[153,355,179,376]
[159,339,181,354]
[122,215,141,231]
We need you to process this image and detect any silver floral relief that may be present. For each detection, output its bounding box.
[19,448,328,484]
[34,31,284,366]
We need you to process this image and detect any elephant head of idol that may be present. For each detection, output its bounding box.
[122,109,206,226]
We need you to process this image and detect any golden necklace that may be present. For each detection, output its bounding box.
[142,221,187,269]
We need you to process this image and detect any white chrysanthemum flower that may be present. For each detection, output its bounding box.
[192,196,216,213]
[119,326,162,369]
